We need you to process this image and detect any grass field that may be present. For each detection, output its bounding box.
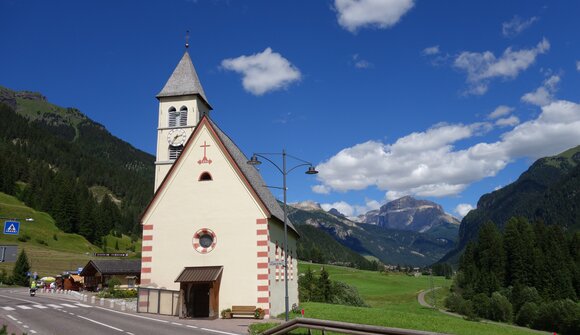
[0,193,139,278]
[292,263,543,335]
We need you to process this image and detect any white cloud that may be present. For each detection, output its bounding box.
[312,184,331,194]
[352,54,373,69]
[488,105,514,119]
[455,203,474,218]
[454,39,550,95]
[334,0,415,33]
[321,198,382,218]
[495,116,520,127]
[221,48,301,95]
[521,75,560,106]
[423,45,440,56]
[576,60,580,72]
[502,15,538,37]
[315,99,580,198]
[321,201,355,217]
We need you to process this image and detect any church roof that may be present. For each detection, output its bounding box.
[209,118,297,234]
[141,116,298,236]
[157,51,212,109]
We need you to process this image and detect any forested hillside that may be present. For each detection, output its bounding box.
[441,145,580,263]
[447,218,579,334]
[0,88,154,245]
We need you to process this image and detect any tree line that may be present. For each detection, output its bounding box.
[0,103,153,244]
[446,217,579,335]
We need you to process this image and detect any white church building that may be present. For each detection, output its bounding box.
[137,49,299,319]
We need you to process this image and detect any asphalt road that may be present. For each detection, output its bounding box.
[0,288,240,335]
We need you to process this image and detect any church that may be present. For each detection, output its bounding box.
[137,48,299,319]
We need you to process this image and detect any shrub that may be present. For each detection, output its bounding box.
[515,302,539,327]
[220,308,231,318]
[107,277,121,289]
[472,293,491,319]
[445,292,476,319]
[534,299,580,335]
[489,292,513,322]
[331,281,369,307]
[511,286,541,313]
[53,233,58,241]
[97,288,137,299]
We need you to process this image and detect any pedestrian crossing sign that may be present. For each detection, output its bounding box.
[3,221,20,235]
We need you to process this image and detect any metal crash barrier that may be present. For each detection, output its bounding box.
[261,318,451,335]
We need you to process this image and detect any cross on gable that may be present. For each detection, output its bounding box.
[198,141,213,165]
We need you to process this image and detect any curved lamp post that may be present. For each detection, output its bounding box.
[247,150,318,321]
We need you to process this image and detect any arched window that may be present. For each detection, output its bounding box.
[198,172,213,181]
[179,106,188,126]
[169,145,183,160]
[168,107,178,127]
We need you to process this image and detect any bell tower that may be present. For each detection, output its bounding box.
[154,49,212,191]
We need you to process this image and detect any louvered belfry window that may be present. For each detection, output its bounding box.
[179,106,188,126]
[168,107,178,127]
[169,145,183,160]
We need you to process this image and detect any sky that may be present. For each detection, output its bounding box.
[2,0,580,219]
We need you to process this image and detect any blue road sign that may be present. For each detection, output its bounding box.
[3,221,20,235]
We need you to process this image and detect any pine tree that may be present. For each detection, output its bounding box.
[475,221,506,296]
[11,250,31,287]
[317,267,332,303]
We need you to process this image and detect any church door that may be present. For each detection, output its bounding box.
[192,284,210,317]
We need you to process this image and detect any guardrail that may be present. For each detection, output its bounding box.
[261,318,451,335]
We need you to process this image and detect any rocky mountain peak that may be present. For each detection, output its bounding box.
[361,196,459,233]
[289,200,322,211]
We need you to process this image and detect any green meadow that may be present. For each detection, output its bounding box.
[0,193,140,278]
[285,262,544,335]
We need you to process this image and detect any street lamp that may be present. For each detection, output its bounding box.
[247,150,318,321]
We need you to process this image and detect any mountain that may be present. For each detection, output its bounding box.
[288,201,457,266]
[441,145,580,264]
[357,196,460,234]
[0,85,154,243]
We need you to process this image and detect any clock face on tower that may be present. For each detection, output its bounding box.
[167,129,187,147]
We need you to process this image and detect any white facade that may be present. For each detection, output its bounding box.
[140,51,299,318]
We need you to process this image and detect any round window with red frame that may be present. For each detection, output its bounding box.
[193,228,217,253]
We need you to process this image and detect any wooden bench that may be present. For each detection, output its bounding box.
[231,305,256,318]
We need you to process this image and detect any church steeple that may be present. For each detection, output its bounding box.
[156,51,212,110]
[154,50,212,191]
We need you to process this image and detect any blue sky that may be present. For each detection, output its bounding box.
[2,0,580,219]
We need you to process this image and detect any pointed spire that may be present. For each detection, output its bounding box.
[157,51,211,109]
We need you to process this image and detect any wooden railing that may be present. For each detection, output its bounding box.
[261,318,451,335]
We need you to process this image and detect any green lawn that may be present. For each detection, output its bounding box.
[292,263,543,335]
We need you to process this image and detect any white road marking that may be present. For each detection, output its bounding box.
[69,312,75,315]
[0,293,36,304]
[17,321,22,324]
[171,322,183,326]
[201,327,241,335]
[94,306,169,323]
[77,315,124,332]
[75,303,92,307]
[23,325,29,328]
[30,330,37,334]
[33,304,48,309]
[187,325,199,329]
[61,303,78,308]
[2,306,16,311]
[47,304,62,308]
[126,332,135,335]
[7,315,17,321]
[16,305,32,310]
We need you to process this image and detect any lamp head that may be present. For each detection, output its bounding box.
[247,155,262,166]
[305,166,319,175]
